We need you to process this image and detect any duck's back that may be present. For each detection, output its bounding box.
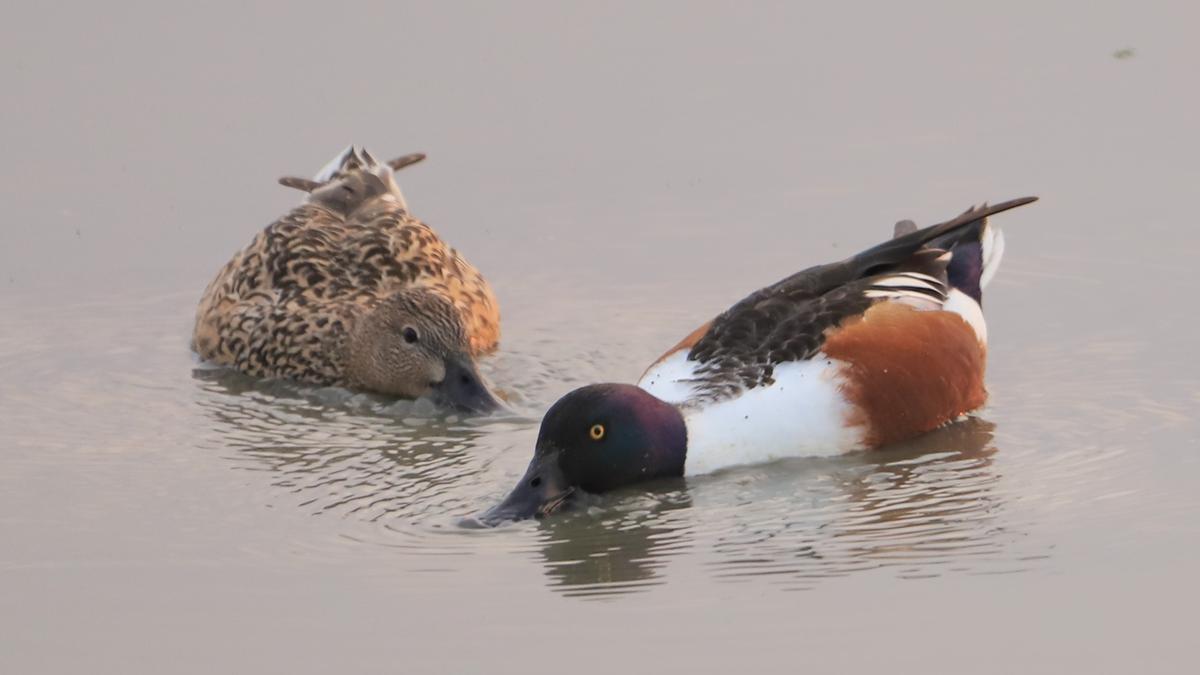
[193,172,499,384]
[638,199,1035,474]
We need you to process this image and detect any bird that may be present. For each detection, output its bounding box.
[193,146,501,412]
[485,196,1037,520]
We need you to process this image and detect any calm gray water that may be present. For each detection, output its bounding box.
[3,2,1198,673]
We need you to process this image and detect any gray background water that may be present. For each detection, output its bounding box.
[3,2,1198,673]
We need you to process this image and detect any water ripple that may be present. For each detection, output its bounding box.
[5,291,1192,600]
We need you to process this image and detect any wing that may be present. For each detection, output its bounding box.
[729,197,1035,308]
[193,204,368,369]
[342,205,501,353]
[679,251,950,402]
[642,198,1036,404]
[193,203,419,366]
[252,201,440,300]
[277,200,500,355]
[332,204,444,293]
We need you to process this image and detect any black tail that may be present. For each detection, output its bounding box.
[852,196,1036,278]
[741,197,1037,305]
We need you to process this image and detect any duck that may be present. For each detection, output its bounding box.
[485,196,1037,520]
[193,146,501,412]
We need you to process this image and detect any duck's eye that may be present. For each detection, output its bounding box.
[589,424,606,441]
[403,326,419,344]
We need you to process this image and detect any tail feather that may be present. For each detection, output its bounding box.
[941,212,1005,304]
[893,219,918,238]
[305,146,406,216]
[979,224,1005,289]
[312,146,427,183]
[899,201,1023,305]
[852,197,1035,279]
[312,145,359,183]
[936,205,1006,343]
[291,146,429,215]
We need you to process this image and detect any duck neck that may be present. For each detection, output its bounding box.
[634,392,689,481]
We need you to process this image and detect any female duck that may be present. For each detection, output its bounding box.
[193,146,500,411]
[487,197,1036,520]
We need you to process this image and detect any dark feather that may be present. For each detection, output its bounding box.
[893,219,918,238]
[279,176,323,192]
[277,151,425,194]
[387,153,427,171]
[684,197,1036,401]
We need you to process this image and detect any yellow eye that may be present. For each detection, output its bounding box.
[589,424,606,441]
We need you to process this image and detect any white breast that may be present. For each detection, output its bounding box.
[638,352,865,475]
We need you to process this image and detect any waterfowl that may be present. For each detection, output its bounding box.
[486,197,1037,520]
[193,146,501,411]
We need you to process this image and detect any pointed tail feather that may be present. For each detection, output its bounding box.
[387,153,427,171]
[933,204,1010,303]
[280,147,427,200]
[852,197,1035,283]
[311,146,426,183]
[295,146,408,215]
[312,145,358,183]
[979,224,1005,289]
[887,211,998,303]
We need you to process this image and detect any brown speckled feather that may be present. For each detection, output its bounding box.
[194,158,499,385]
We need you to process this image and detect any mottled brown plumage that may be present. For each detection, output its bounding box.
[193,147,500,408]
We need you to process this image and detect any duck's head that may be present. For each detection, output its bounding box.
[345,289,500,413]
[483,384,687,523]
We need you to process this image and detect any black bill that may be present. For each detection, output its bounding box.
[434,355,501,413]
[479,450,575,525]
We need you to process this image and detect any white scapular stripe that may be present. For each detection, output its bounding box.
[871,272,944,290]
[864,289,944,310]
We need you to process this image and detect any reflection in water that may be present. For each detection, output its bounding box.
[197,361,1037,599]
[192,366,501,524]
[194,357,1047,599]
[6,3,1200,666]
[707,417,1011,590]
[533,487,693,598]
[527,417,1037,598]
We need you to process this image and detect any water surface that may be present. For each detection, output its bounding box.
[2,3,1198,673]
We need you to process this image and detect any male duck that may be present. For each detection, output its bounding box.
[193,146,501,411]
[487,197,1037,520]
